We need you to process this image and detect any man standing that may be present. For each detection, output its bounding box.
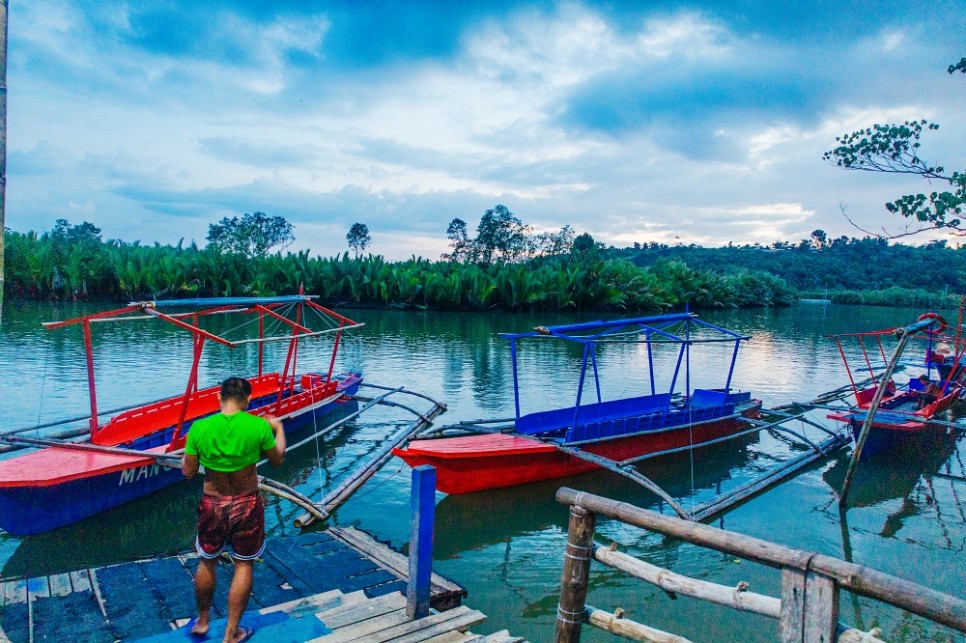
[182,377,286,643]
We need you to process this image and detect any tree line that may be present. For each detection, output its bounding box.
[3,213,799,311]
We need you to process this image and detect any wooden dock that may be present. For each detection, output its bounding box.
[0,528,527,642]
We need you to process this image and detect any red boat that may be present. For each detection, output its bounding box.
[0,295,363,536]
[394,314,762,494]
[826,311,966,456]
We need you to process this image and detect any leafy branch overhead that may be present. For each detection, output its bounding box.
[823,58,965,236]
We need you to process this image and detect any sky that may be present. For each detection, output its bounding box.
[5,1,966,260]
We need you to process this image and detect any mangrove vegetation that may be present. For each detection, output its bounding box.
[3,211,964,312]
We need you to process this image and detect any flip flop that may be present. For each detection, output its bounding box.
[185,617,210,640]
[229,625,254,643]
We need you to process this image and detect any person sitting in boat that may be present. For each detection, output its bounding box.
[182,377,287,643]
[916,375,942,409]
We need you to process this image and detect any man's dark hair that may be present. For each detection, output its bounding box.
[220,377,252,405]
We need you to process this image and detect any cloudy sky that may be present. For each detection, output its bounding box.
[6,1,965,259]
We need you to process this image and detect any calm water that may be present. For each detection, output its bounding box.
[1,302,964,642]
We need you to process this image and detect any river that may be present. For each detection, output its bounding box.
[1,301,964,642]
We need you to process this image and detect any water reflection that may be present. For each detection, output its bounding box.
[3,303,966,642]
[434,434,758,559]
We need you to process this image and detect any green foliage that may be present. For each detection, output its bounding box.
[443,205,574,265]
[9,218,959,313]
[346,223,372,258]
[823,57,966,235]
[3,218,808,311]
[206,211,294,258]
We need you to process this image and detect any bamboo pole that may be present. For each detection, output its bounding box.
[1,434,183,466]
[689,433,848,522]
[292,397,446,528]
[585,606,693,643]
[594,545,780,619]
[554,505,596,643]
[557,488,966,633]
[554,444,691,519]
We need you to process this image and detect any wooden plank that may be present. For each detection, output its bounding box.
[46,573,73,597]
[314,608,410,642]
[88,568,109,622]
[420,632,476,643]
[259,588,347,619]
[377,607,487,643]
[483,631,527,643]
[69,570,93,594]
[316,590,407,630]
[779,567,806,643]
[329,527,465,600]
[2,578,27,605]
[802,571,838,643]
[26,575,50,599]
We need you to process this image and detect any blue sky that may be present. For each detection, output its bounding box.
[6,1,965,259]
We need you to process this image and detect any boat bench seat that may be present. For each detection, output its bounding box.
[517,393,672,436]
[564,411,669,443]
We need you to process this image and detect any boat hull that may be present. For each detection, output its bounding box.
[828,388,961,457]
[0,374,362,536]
[393,403,761,494]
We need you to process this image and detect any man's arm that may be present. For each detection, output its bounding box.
[182,453,200,479]
[264,416,286,466]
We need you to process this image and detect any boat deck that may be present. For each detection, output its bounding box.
[0,528,525,642]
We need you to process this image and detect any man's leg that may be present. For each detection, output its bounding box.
[223,559,254,642]
[192,557,217,635]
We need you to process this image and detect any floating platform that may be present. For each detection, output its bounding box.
[0,528,526,642]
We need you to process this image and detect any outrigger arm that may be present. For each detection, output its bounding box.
[554,444,692,520]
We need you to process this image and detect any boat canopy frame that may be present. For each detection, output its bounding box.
[39,295,363,443]
[826,314,966,404]
[500,313,751,423]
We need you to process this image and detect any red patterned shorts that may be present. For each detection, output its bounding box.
[195,493,265,560]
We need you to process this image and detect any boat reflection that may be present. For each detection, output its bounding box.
[824,430,959,536]
[3,477,202,579]
[433,433,759,560]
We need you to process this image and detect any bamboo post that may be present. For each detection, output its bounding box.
[555,504,596,643]
[407,465,436,619]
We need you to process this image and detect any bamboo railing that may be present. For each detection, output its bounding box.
[554,487,966,643]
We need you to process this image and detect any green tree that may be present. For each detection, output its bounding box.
[474,205,530,265]
[442,218,471,262]
[206,211,294,258]
[823,58,965,236]
[346,223,371,258]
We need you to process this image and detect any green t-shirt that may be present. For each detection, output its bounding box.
[184,411,277,472]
